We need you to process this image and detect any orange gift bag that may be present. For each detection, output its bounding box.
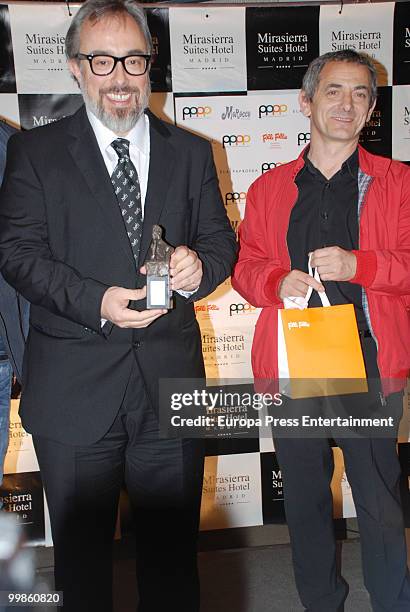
[278,260,367,399]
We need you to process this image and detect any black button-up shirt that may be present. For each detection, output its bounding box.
[287,148,366,330]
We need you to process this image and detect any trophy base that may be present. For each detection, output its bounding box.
[146,276,173,310]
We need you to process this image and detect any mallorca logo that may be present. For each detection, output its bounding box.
[225,191,247,206]
[221,106,251,120]
[258,104,288,118]
[222,134,251,148]
[182,105,212,120]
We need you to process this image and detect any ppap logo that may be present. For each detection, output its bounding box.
[222,134,251,148]
[182,105,212,120]
[297,132,310,146]
[258,104,288,119]
[229,302,257,316]
[261,161,285,174]
[225,191,247,206]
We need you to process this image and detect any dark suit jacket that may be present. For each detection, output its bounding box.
[0,120,29,382]
[0,106,236,444]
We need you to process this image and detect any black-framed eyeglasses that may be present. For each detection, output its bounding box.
[76,53,151,76]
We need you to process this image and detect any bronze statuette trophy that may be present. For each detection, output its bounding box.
[145,225,174,309]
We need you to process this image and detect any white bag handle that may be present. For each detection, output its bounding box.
[283,254,331,309]
[305,254,331,307]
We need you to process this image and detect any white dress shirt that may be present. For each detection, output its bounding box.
[87,109,150,218]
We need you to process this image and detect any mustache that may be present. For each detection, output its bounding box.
[99,86,139,95]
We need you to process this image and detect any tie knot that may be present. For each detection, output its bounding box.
[111,138,130,160]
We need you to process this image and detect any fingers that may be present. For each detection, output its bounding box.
[171,261,202,290]
[117,308,166,329]
[125,286,146,300]
[278,270,324,301]
[170,246,203,291]
[304,275,325,292]
[101,285,166,328]
[311,246,356,281]
[170,245,190,267]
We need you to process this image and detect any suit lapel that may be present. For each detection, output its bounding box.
[64,107,175,268]
[65,107,134,263]
[138,111,175,265]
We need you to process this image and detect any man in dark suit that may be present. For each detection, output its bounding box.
[0,120,29,503]
[0,1,236,610]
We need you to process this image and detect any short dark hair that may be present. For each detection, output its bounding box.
[302,49,378,107]
[65,0,152,60]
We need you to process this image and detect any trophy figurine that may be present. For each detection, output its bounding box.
[145,225,174,309]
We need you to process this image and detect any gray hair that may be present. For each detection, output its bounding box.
[302,49,378,108]
[65,0,152,59]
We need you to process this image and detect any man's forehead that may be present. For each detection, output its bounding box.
[318,61,371,85]
[80,12,144,42]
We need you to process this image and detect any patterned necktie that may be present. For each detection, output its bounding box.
[110,138,143,266]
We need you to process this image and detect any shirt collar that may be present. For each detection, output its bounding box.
[86,108,149,158]
[302,147,358,181]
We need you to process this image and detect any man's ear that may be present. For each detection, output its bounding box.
[299,90,311,118]
[68,58,81,86]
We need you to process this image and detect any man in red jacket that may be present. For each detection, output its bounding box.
[233,49,410,612]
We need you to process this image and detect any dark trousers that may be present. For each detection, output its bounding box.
[273,339,410,612]
[33,360,204,612]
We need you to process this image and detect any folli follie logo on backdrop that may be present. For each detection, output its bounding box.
[262,132,288,149]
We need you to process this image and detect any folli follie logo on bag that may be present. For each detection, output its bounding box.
[288,321,310,330]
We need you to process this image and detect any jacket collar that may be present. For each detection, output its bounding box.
[291,143,391,180]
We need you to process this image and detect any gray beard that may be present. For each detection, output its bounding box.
[82,81,151,134]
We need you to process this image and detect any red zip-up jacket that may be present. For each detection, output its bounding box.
[232,145,410,393]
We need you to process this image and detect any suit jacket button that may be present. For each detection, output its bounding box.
[133,341,141,348]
